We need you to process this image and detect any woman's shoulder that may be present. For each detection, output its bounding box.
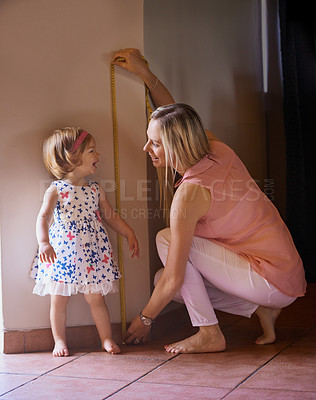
[209,139,234,155]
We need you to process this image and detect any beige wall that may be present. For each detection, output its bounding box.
[0,0,149,333]
[144,0,267,183]
[0,0,285,344]
[144,0,270,280]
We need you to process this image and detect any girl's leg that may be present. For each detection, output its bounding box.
[50,295,70,357]
[84,293,120,354]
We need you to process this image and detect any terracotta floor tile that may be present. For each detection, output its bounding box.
[292,327,316,347]
[173,344,281,366]
[140,359,258,389]
[225,387,316,399]
[110,382,230,399]
[215,311,243,327]
[0,351,84,375]
[222,317,308,348]
[276,290,316,329]
[1,375,128,400]
[0,284,314,398]
[118,342,177,360]
[242,346,316,392]
[49,352,164,381]
[0,374,35,396]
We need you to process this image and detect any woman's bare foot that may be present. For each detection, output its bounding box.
[53,340,69,357]
[164,325,226,354]
[103,338,121,354]
[255,306,282,344]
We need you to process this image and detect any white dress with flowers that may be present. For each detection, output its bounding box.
[30,180,121,296]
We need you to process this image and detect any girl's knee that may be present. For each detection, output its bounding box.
[84,293,104,306]
[50,295,70,306]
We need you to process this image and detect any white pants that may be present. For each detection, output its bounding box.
[155,228,296,327]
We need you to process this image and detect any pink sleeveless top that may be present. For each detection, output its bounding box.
[177,141,306,297]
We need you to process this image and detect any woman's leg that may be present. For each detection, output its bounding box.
[156,228,296,352]
[156,229,258,326]
[84,293,120,354]
[50,295,70,357]
[156,229,226,353]
[154,268,257,319]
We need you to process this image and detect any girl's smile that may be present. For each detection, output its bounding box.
[66,138,100,186]
[80,138,99,173]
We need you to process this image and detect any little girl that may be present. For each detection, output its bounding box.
[30,127,139,356]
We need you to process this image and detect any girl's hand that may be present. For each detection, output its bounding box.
[112,48,149,77]
[38,242,56,264]
[127,233,140,258]
[124,315,151,344]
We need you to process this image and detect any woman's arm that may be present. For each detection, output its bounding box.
[124,182,211,343]
[36,185,58,263]
[112,48,175,107]
[99,185,139,258]
[112,49,219,141]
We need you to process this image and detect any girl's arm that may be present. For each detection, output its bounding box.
[124,182,211,343]
[99,185,140,258]
[36,185,58,263]
[112,48,175,108]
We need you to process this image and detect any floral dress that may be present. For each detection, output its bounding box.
[30,180,121,296]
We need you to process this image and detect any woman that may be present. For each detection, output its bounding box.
[112,49,306,354]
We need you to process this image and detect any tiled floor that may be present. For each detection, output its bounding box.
[1,284,315,399]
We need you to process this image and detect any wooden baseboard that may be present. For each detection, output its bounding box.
[1,304,189,354]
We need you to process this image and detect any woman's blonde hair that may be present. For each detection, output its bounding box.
[150,103,211,214]
[42,127,92,179]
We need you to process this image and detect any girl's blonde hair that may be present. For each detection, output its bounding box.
[43,127,92,179]
[150,103,211,213]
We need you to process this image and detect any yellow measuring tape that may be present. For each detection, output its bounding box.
[110,57,153,337]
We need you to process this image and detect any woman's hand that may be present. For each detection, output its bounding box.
[112,48,175,106]
[127,233,140,258]
[38,242,56,263]
[124,315,151,344]
[112,48,149,77]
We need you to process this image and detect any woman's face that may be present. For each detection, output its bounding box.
[143,119,167,168]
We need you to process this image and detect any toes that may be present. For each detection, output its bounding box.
[53,348,69,357]
[109,346,121,354]
[164,344,180,354]
[104,341,121,354]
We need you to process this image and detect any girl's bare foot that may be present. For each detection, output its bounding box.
[164,324,226,354]
[53,340,69,357]
[103,338,121,354]
[255,306,282,344]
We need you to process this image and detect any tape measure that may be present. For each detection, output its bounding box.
[110,57,153,337]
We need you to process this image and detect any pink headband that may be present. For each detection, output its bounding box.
[72,130,89,152]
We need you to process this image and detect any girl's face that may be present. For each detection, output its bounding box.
[143,119,166,168]
[75,138,100,177]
